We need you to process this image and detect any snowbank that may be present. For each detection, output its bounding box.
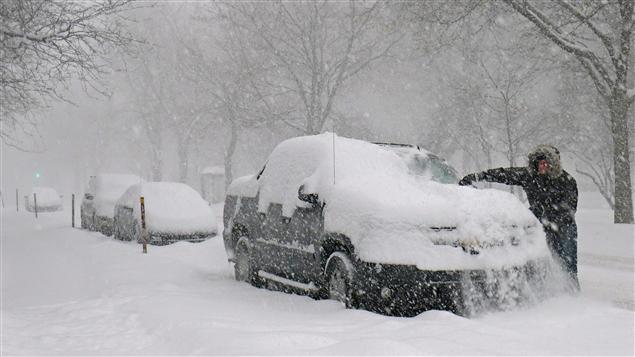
[256,133,549,270]
[92,174,144,218]
[117,182,216,235]
[1,205,633,355]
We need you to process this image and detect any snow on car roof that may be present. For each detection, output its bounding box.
[256,133,548,270]
[117,182,216,234]
[28,187,62,207]
[93,174,144,218]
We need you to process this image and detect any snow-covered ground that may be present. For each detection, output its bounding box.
[1,192,633,355]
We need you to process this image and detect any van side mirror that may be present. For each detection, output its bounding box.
[298,185,319,206]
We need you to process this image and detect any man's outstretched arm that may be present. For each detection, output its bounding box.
[459,167,529,187]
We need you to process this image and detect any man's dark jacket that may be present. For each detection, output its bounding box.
[459,145,579,286]
[460,166,578,230]
[459,145,577,230]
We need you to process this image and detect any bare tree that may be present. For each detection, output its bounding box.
[185,7,290,187]
[557,61,634,210]
[122,6,218,184]
[429,9,570,176]
[0,0,135,149]
[123,60,166,182]
[501,0,634,223]
[224,1,403,135]
[406,1,517,171]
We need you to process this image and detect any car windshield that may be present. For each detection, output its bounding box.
[376,144,459,184]
[408,155,459,184]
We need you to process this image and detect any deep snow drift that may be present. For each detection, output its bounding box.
[1,192,633,355]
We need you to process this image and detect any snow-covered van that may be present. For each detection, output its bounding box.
[223,133,551,316]
[113,182,217,245]
[81,174,144,236]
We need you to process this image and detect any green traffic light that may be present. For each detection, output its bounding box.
[35,172,41,179]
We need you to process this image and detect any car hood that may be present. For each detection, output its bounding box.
[322,180,550,270]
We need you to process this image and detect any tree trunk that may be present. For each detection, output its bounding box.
[177,138,189,184]
[504,99,516,195]
[609,91,634,224]
[150,134,163,181]
[224,121,238,189]
[305,117,317,135]
[150,147,163,181]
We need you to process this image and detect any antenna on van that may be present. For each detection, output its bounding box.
[332,126,336,185]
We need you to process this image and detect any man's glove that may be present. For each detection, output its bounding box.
[458,173,478,186]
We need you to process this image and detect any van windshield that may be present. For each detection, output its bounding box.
[375,144,459,184]
[408,155,459,184]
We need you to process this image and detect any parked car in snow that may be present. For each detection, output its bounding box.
[113,182,217,245]
[25,187,63,212]
[223,133,551,316]
[81,174,144,236]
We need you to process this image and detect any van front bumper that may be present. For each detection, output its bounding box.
[352,259,547,317]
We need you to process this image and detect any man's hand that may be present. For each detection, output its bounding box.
[458,173,478,186]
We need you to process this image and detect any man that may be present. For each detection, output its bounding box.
[458,145,579,289]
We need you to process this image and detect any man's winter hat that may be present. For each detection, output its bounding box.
[528,144,562,176]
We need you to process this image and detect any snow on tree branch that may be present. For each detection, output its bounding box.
[502,0,614,92]
[0,0,136,149]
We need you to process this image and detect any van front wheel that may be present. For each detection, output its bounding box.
[234,240,253,283]
[325,253,356,308]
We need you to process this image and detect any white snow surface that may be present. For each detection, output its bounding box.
[250,133,548,269]
[1,192,633,355]
[92,173,144,218]
[27,186,62,208]
[117,182,216,234]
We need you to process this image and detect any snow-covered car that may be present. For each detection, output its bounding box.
[223,133,551,316]
[81,174,144,236]
[113,182,218,245]
[25,187,63,212]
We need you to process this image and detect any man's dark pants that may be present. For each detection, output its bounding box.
[544,222,579,290]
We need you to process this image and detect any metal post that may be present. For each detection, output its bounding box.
[71,194,75,228]
[16,189,18,212]
[33,193,38,219]
[140,196,147,254]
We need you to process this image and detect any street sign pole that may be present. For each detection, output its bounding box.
[71,194,75,228]
[140,196,147,254]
